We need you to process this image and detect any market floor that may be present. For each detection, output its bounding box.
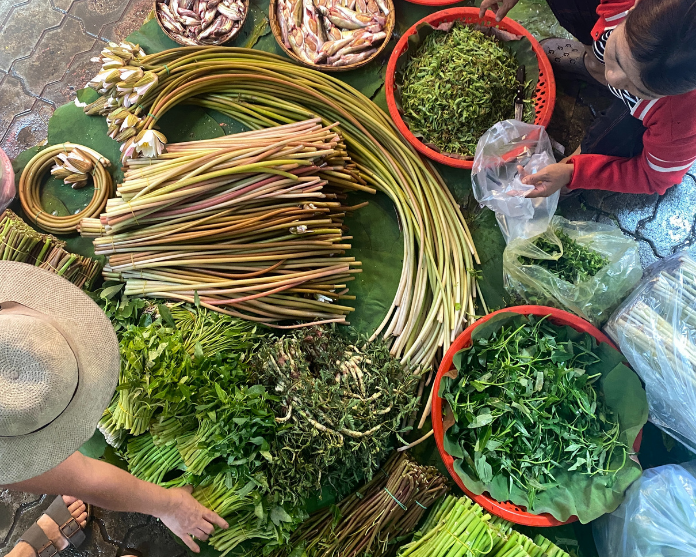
[0,0,694,555]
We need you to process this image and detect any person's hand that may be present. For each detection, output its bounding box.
[519,163,574,198]
[478,0,520,21]
[157,486,229,553]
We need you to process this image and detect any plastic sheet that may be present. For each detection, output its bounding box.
[503,216,642,325]
[606,251,696,450]
[472,120,558,244]
[592,463,697,557]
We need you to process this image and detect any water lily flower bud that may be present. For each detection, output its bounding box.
[133,129,167,158]
[133,72,158,97]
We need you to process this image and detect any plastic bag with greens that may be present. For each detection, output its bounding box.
[503,216,642,325]
[605,251,696,451]
[592,462,696,557]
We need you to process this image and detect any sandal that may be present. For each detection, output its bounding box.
[18,496,92,556]
[540,38,600,85]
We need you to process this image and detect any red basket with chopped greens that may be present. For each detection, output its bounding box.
[385,8,555,169]
[432,306,647,526]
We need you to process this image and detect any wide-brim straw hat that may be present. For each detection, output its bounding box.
[0,261,119,484]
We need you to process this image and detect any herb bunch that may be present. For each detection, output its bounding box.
[400,23,520,157]
[441,315,628,508]
[519,229,610,283]
[290,452,448,557]
[252,326,421,502]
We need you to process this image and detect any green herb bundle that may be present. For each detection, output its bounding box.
[252,327,421,502]
[400,23,520,157]
[519,229,610,284]
[290,452,448,557]
[97,299,310,554]
[441,314,633,512]
[398,495,570,557]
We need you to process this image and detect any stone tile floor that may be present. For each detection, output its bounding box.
[0,0,694,555]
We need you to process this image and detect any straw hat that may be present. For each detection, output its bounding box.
[0,261,119,484]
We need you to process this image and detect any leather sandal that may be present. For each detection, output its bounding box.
[540,38,600,85]
[18,496,91,556]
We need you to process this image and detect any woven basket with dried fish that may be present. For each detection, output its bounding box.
[156,0,248,46]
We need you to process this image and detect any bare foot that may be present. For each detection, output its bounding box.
[7,496,88,557]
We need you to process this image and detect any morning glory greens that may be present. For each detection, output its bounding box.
[441,314,629,510]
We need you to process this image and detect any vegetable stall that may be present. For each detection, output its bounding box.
[4,1,694,556]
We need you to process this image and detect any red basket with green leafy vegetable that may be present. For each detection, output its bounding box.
[432,306,646,527]
[385,8,555,169]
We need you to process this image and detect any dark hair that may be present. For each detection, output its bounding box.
[624,0,696,96]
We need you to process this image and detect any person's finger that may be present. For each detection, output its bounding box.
[479,0,499,19]
[525,185,550,198]
[496,4,508,20]
[197,521,215,536]
[516,164,528,179]
[203,510,229,530]
[521,172,547,185]
[182,484,194,494]
[180,533,200,553]
[194,527,211,541]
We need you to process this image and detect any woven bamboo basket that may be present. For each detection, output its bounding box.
[154,0,249,46]
[269,0,395,72]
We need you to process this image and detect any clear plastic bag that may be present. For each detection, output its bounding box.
[0,147,15,214]
[605,251,696,450]
[592,463,697,557]
[472,119,558,244]
[503,216,643,325]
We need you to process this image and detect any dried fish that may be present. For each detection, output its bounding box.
[157,0,246,44]
[316,5,378,30]
[375,0,389,15]
[331,47,376,66]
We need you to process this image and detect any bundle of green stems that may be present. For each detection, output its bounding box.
[289,452,448,557]
[81,119,365,327]
[398,495,569,557]
[83,45,484,382]
[0,209,100,288]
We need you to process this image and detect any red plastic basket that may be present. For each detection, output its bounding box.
[432,305,643,527]
[385,8,556,169]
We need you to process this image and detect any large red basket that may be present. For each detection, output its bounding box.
[432,305,643,527]
[385,8,556,169]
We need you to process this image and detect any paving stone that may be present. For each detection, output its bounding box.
[0,98,52,158]
[0,489,44,546]
[0,73,36,138]
[0,0,31,30]
[599,192,658,235]
[0,493,52,554]
[121,516,187,556]
[51,0,75,11]
[636,238,660,269]
[99,0,151,43]
[69,0,131,36]
[13,16,95,97]
[558,191,599,223]
[41,39,102,106]
[0,0,63,72]
[639,169,697,257]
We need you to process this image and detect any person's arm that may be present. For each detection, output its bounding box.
[478,0,520,21]
[1,451,228,553]
[525,94,696,197]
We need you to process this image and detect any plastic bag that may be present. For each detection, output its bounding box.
[472,120,558,244]
[503,216,642,325]
[592,463,696,557]
[0,147,15,214]
[605,251,696,450]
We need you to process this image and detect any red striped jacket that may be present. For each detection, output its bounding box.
[567,0,696,195]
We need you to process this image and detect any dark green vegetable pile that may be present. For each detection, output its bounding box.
[400,23,520,157]
[519,229,610,283]
[441,314,628,509]
[96,290,420,555]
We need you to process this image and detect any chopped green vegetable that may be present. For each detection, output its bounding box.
[519,229,610,284]
[400,23,521,157]
[441,314,628,509]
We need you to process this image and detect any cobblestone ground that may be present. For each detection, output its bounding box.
[0,0,694,555]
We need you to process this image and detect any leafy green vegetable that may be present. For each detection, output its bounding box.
[251,326,421,503]
[519,229,610,284]
[441,314,632,511]
[400,23,523,157]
